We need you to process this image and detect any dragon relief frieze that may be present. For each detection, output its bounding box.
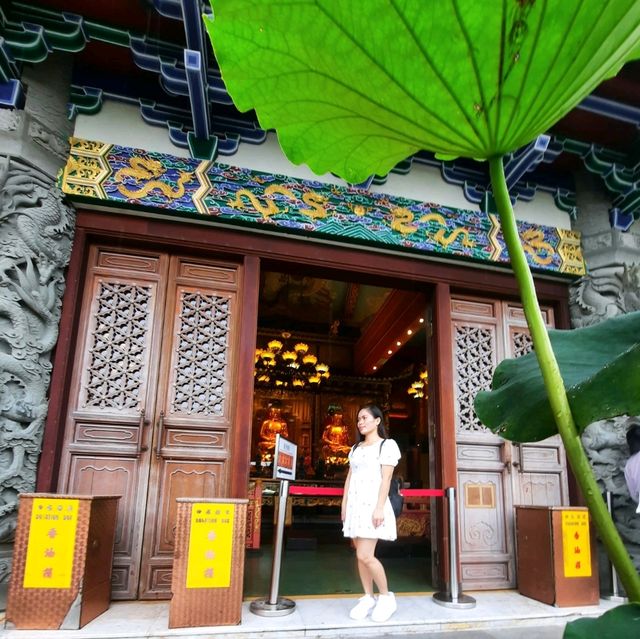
[582,417,640,566]
[0,156,76,579]
[569,263,640,328]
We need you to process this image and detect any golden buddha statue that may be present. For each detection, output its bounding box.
[258,403,289,461]
[321,406,351,465]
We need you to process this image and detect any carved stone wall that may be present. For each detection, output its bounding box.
[570,170,640,582]
[0,156,76,583]
[0,53,75,599]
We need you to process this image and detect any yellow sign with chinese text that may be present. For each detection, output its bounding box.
[23,498,79,589]
[186,502,235,588]
[561,510,591,577]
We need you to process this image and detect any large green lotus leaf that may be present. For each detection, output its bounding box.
[563,603,640,639]
[206,0,640,183]
[474,311,640,443]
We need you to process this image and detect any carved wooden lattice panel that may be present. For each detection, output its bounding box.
[512,330,533,358]
[171,291,230,416]
[83,281,151,409]
[454,324,496,433]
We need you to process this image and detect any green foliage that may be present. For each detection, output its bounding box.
[563,603,640,639]
[475,312,640,442]
[206,0,640,182]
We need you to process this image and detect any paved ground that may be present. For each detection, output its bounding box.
[2,590,613,639]
[352,626,564,639]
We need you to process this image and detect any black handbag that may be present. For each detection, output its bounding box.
[388,476,404,518]
[380,440,404,517]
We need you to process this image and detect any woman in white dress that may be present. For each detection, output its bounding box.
[341,404,401,622]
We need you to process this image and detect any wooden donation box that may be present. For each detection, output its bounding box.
[515,506,599,607]
[5,493,120,630]
[169,498,248,628]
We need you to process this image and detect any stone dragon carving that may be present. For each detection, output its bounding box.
[569,263,640,328]
[0,155,75,580]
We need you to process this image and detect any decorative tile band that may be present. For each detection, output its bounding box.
[60,138,585,276]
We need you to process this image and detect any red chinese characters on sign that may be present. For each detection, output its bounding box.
[186,503,235,588]
[23,498,80,589]
[561,510,591,577]
[277,451,293,470]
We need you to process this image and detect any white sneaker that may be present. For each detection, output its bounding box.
[371,592,397,622]
[349,594,376,620]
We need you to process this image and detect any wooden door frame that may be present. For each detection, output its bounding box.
[37,208,572,588]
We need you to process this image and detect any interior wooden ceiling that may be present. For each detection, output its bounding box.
[258,270,428,378]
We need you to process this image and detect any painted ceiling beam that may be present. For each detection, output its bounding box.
[503,135,550,191]
[184,49,210,139]
[139,97,266,155]
[180,0,207,54]
[1,6,20,82]
[579,94,640,126]
[353,290,426,376]
[0,78,24,108]
[179,1,219,160]
[365,140,576,217]
[184,47,218,159]
[0,41,18,83]
[68,85,102,117]
[152,0,183,20]
[558,137,640,229]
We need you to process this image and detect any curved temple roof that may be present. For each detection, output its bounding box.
[2,0,640,227]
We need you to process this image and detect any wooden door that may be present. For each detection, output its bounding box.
[57,246,243,599]
[450,296,568,590]
[138,257,239,597]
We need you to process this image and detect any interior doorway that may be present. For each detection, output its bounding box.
[244,268,436,596]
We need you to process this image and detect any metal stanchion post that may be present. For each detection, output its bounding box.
[433,486,476,608]
[602,491,628,603]
[250,479,296,616]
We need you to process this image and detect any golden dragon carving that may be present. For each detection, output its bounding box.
[228,185,329,220]
[419,212,475,248]
[390,207,476,248]
[114,157,193,200]
[300,192,328,219]
[228,184,296,218]
[390,207,419,234]
[520,229,555,265]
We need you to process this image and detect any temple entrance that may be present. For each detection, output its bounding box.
[244,268,436,596]
[56,245,245,599]
[45,215,572,600]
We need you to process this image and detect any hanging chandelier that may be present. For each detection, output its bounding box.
[254,332,330,390]
[407,369,428,399]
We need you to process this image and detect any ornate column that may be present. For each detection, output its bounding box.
[569,170,640,582]
[0,53,76,599]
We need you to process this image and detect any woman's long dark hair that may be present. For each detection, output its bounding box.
[627,425,640,456]
[355,403,388,444]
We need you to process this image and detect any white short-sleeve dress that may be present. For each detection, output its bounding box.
[342,438,401,541]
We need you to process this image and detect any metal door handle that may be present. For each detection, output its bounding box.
[135,409,149,457]
[514,443,524,473]
[155,410,165,458]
